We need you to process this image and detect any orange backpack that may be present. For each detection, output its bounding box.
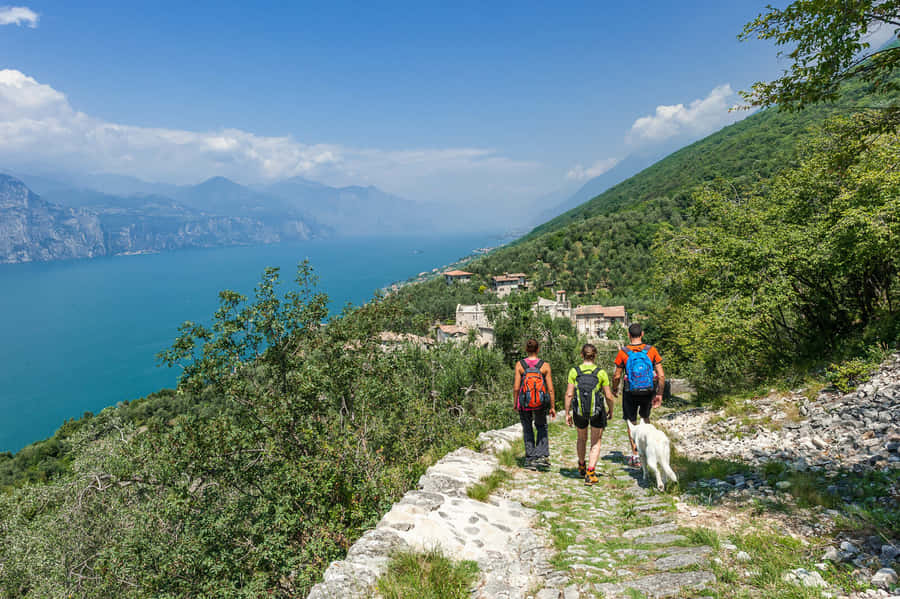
[517,359,550,411]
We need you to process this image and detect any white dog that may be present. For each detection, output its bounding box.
[626,420,678,491]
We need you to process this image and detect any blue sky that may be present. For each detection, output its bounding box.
[0,1,865,207]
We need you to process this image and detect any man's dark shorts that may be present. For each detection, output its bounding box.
[622,392,652,422]
[573,409,607,430]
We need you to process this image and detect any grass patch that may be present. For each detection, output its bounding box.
[377,548,478,599]
[732,532,810,593]
[497,446,519,467]
[683,526,720,550]
[467,468,511,501]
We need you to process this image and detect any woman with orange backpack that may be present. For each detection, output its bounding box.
[513,338,556,470]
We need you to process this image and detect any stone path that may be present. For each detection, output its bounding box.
[497,417,717,599]
[308,417,719,599]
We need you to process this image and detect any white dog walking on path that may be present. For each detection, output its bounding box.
[626,420,678,491]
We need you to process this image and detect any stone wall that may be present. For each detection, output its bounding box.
[307,423,554,599]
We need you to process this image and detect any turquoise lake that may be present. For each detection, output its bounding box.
[0,234,499,452]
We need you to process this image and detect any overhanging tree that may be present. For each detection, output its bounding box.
[740,0,900,111]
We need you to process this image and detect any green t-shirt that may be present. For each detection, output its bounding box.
[567,363,610,387]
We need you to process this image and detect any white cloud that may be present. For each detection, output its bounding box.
[0,6,38,27]
[862,22,898,50]
[0,69,547,205]
[566,157,619,181]
[626,84,745,146]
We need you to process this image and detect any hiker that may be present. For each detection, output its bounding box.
[513,338,556,469]
[565,343,615,485]
[611,323,665,468]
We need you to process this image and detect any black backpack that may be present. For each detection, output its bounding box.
[573,365,602,417]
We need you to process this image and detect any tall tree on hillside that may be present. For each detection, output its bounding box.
[740,0,900,112]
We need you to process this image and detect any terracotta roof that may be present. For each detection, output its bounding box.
[573,305,626,318]
[444,270,473,276]
[435,324,469,335]
[492,273,528,283]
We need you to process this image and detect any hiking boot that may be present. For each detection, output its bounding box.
[535,456,550,470]
[524,458,538,470]
[584,469,599,486]
[578,461,587,477]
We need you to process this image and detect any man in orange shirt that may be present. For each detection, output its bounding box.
[611,323,664,468]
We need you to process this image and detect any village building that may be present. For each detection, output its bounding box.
[491,273,528,297]
[378,331,432,351]
[434,324,469,343]
[534,290,571,320]
[443,269,473,285]
[434,323,493,347]
[455,303,505,329]
[573,305,627,340]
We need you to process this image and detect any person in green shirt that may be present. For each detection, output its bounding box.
[564,343,615,485]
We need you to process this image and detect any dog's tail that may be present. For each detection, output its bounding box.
[661,439,678,484]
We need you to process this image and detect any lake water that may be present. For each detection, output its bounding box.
[0,234,499,452]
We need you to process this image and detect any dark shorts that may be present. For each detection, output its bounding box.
[622,392,652,423]
[573,409,607,429]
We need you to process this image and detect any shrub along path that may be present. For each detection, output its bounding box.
[494,417,718,599]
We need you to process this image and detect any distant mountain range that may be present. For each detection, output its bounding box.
[0,171,462,264]
[0,174,316,264]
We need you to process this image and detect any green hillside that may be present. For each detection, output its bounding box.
[430,76,895,311]
[532,75,887,237]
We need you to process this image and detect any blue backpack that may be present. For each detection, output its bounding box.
[624,346,655,394]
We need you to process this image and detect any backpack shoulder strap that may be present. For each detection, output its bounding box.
[640,345,651,355]
[574,365,582,377]
[519,359,528,371]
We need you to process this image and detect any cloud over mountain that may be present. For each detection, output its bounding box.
[0,69,544,205]
[565,157,619,181]
[626,84,746,146]
[0,6,38,27]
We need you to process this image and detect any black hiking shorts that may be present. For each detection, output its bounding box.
[573,409,607,429]
[622,392,653,423]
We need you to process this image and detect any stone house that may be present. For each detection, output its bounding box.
[378,331,432,351]
[455,303,505,329]
[573,305,627,340]
[492,273,528,298]
[434,323,493,347]
[434,324,469,343]
[534,290,571,321]
[444,270,473,285]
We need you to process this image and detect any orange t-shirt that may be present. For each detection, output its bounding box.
[614,344,662,369]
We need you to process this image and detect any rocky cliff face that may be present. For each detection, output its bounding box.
[0,175,107,263]
[0,175,314,264]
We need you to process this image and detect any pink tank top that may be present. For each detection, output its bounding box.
[524,357,540,367]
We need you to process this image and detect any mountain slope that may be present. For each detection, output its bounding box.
[263,177,449,237]
[455,77,895,306]
[0,175,106,263]
[0,175,317,263]
[536,152,663,224]
[529,76,883,240]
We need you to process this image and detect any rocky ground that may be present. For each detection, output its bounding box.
[660,354,900,474]
[656,354,900,598]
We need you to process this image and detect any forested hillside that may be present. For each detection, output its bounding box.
[442,75,895,312]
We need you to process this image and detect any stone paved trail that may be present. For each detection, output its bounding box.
[497,417,717,599]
